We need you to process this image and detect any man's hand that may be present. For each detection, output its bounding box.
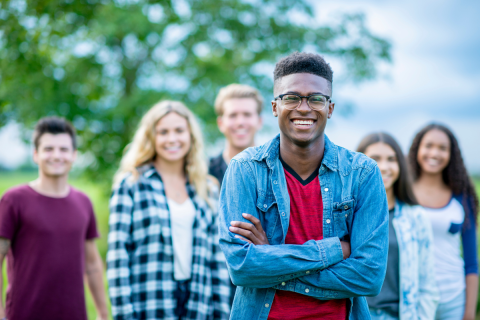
[229,213,270,245]
[340,241,351,260]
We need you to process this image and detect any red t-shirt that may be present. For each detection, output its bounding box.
[268,159,347,320]
[0,185,99,320]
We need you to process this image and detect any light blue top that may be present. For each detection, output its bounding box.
[218,134,389,320]
[391,202,439,319]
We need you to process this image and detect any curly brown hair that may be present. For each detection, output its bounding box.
[408,123,479,223]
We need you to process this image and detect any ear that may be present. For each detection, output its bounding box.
[33,148,39,164]
[72,150,78,162]
[271,100,278,117]
[327,101,335,119]
[217,116,226,134]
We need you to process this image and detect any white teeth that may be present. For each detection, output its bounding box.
[293,120,314,125]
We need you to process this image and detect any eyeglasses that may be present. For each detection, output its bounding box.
[273,93,330,111]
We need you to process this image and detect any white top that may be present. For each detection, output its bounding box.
[167,197,196,281]
[423,197,465,303]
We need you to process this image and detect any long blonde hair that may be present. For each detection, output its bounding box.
[114,100,213,203]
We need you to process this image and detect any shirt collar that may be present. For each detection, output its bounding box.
[139,162,159,179]
[252,134,338,171]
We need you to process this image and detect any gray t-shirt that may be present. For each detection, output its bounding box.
[367,208,400,316]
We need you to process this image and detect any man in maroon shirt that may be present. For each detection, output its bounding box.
[0,117,109,320]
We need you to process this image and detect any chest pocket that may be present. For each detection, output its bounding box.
[332,199,355,240]
[256,191,279,241]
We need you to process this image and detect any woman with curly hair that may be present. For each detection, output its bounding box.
[358,132,438,320]
[409,124,478,320]
[107,101,231,320]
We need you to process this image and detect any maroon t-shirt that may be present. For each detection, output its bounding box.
[268,159,347,320]
[0,185,99,320]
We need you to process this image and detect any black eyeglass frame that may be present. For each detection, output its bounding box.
[273,93,331,111]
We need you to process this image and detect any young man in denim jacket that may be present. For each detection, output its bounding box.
[218,52,389,319]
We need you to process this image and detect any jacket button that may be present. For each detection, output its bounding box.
[344,205,348,209]
[264,204,267,208]
[281,212,285,216]
[326,219,331,224]
[324,188,329,192]
[306,271,310,274]
[273,180,277,184]
[305,288,310,293]
[281,282,286,286]
[345,214,348,217]
[265,304,269,308]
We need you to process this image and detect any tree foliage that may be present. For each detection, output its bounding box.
[0,0,391,184]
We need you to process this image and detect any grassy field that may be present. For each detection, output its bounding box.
[0,172,479,318]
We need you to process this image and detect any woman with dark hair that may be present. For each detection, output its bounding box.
[358,132,438,320]
[409,124,478,320]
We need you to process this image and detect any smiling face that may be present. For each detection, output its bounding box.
[33,133,77,178]
[364,142,400,192]
[272,73,334,148]
[154,112,192,164]
[417,129,451,175]
[217,98,262,150]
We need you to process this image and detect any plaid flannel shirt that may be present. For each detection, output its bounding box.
[107,164,231,320]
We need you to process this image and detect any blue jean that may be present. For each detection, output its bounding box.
[174,280,190,320]
[435,291,465,320]
[369,308,399,320]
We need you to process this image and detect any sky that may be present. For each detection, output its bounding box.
[1,0,479,173]
[315,0,480,173]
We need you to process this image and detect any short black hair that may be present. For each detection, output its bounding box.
[33,116,77,150]
[274,52,333,94]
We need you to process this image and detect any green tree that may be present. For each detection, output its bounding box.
[0,0,390,185]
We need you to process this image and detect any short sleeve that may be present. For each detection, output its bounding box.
[0,194,19,240]
[85,198,100,240]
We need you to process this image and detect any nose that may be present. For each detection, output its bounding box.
[167,132,177,142]
[52,148,62,158]
[377,159,389,173]
[296,97,311,113]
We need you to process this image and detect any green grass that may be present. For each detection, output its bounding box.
[0,172,112,320]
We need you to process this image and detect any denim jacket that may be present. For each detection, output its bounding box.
[218,134,389,320]
[391,202,439,319]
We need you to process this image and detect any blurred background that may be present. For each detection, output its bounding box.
[0,0,479,318]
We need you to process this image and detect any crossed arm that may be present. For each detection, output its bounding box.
[218,159,389,298]
[230,213,351,259]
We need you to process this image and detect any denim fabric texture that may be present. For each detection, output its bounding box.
[390,202,439,319]
[218,134,389,320]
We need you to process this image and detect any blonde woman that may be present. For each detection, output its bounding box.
[107,101,231,320]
